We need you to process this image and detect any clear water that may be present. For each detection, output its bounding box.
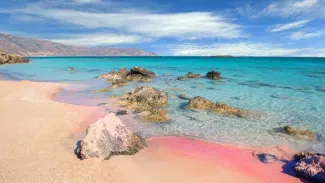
[1,56,325,152]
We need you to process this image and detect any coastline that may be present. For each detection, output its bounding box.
[0,80,305,183]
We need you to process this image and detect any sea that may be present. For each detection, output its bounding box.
[1,56,325,152]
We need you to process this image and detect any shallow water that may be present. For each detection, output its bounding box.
[1,56,325,152]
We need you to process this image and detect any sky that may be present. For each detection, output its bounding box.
[0,0,325,56]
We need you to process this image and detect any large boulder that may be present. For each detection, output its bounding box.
[0,52,30,64]
[187,96,249,118]
[207,71,221,80]
[293,152,325,183]
[79,113,146,160]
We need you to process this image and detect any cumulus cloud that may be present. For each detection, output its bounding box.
[269,20,310,32]
[289,30,325,40]
[171,42,325,57]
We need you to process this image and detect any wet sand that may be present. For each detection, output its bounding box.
[0,80,305,183]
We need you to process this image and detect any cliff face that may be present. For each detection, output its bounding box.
[0,33,156,56]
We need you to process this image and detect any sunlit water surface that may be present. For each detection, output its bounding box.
[1,56,325,152]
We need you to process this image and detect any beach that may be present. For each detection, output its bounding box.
[0,80,306,183]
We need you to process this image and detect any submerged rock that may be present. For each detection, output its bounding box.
[283,126,316,141]
[187,96,250,118]
[206,71,221,80]
[123,86,168,122]
[178,94,191,100]
[293,152,325,183]
[79,113,146,160]
[0,52,30,64]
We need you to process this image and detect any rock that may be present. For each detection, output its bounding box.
[116,110,128,116]
[126,67,156,82]
[293,152,325,183]
[97,67,155,84]
[0,52,30,64]
[78,113,146,160]
[124,86,168,122]
[187,96,249,118]
[185,72,201,79]
[67,67,75,71]
[126,86,168,106]
[207,71,221,80]
[283,126,316,141]
[177,76,187,81]
[178,94,191,100]
[254,153,279,163]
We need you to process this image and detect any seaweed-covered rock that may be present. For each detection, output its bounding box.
[123,86,168,122]
[187,96,249,118]
[185,72,201,79]
[293,152,325,183]
[79,113,146,160]
[0,52,30,64]
[283,126,316,141]
[207,71,221,80]
[127,86,168,106]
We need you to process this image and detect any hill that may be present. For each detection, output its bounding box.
[0,33,156,56]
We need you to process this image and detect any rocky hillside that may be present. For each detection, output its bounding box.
[0,33,156,56]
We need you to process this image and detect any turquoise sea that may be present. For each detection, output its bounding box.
[1,56,325,152]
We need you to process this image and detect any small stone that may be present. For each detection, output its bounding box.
[255,153,279,163]
[116,110,128,116]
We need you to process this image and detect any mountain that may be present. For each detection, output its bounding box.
[0,33,156,56]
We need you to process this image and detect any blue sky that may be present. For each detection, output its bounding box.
[0,0,325,56]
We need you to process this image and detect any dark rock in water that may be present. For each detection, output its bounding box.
[187,96,252,118]
[177,76,187,81]
[78,113,146,160]
[126,67,155,82]
[255,153,279,163]
[185,72,201,79]
[178,94,191,100]
[0,52,30,64]
[123,86,168,122]
[293,152,325,183]
[116,110,128,116]
[231,97,240,100]
[67,67,75,71]
[274,126,316,141]
[97,67,155,88]
[207,70,221,80]
[270,94,289,99]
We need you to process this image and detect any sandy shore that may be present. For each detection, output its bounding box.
[0,80,305,183]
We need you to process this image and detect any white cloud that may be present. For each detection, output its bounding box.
[238,0,324,20]
[50,34,148,46]
[171,42,325,57]
[289,30,325,40]
[269,20,310,32]
[11,4,245,40]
